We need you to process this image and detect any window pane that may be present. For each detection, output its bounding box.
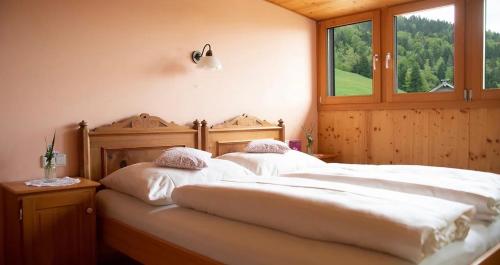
[484,0,500,90]
[394,5,455,94]
[327,21,373,96]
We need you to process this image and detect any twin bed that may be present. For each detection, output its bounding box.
[79,113,500,265]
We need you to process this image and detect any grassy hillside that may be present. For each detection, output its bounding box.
[334,69,372,96]
[334,69,406,95]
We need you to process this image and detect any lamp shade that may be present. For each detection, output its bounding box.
[197,55,222,71]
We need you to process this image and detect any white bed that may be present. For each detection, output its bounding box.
[217,151,500,220]
[97,189,500,265]
[82,114,500,264]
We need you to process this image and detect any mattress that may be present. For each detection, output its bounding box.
[97,189,500,265]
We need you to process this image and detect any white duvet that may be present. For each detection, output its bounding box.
[281,164,500,221]
[172,176,475,263]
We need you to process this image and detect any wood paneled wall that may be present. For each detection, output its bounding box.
[318,107,500,173]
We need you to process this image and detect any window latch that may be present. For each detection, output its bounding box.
[464,89,473,102]
[373,54,379,71]
[385,53,391,69]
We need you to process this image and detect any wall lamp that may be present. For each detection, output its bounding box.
[191,44,222,71]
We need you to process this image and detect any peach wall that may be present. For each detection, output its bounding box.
[0,0,316,182]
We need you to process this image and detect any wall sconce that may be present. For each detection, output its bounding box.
[191,44,222,71]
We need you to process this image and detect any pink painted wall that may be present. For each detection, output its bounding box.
[0,0,316,182]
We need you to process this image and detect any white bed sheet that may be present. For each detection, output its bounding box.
[97,189,500,265]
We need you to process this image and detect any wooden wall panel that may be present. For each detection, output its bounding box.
[318,111,369,163]
[391,110,416,164]
[369,110,394,163]
[469,108,500,173]
[319,107,500,173]
[427,109,469,168]
[411,109,431,165]
[369,109,431,165]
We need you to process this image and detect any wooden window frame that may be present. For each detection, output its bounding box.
[384,0,465,103]
[466,0,500,101]
[318,10,381,105]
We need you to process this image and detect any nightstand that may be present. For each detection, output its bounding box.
[1,178,100,265]
[312,153,337,163]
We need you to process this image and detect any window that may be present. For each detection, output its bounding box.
[318,0,500,107]
[484,0,500,90]
[385,0,464,103]
[394,5,455,94]
[467,0,500,100]
[327,21,373,96]
[318,11,381,104]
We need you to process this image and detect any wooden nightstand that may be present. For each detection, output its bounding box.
[312,153,337,163]
[1,178,100,265]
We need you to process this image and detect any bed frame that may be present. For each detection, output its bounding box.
[79,113,205,180]
[79,113,500,265]
[78,113,283,264]
[202,113,285,155]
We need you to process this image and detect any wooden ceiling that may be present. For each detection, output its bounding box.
[266,0,416,21]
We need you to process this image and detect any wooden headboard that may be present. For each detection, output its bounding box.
[203,114,285,156]
[79,113,205,180]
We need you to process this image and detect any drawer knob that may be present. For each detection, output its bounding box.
[86,208,94,214]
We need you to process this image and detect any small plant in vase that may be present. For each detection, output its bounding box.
[303,124,314,154]
[43,132,57,182]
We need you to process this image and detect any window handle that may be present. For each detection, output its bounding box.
[373,54,379,71]
[385,52,391,69]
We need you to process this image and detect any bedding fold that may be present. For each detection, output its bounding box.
[172,176,475,263]
[281,164,500,221]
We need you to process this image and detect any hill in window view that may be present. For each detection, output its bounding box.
[333,2,500,96]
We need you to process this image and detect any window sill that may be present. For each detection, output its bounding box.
[318,99,500,111]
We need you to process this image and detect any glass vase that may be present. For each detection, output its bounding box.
[306,144,313,154]
[44,164,57,182]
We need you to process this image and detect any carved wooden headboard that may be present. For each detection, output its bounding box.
[203,114,285,156]
[79,113,204,180]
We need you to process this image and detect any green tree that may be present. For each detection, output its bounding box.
[407,65,424,92]
[398,60,408,89]
[357,56,371,78]
[436,58,447,80]
[423,60,438,90]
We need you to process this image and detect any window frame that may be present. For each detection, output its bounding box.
[383,0,465,103]
[467,0,500,100]
[318,10,381,105]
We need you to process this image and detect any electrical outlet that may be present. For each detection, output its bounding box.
[55,153,67,166]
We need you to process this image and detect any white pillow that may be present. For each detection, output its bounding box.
[154,147,211,169]
[245,139,290,154]
[100,159,255,205]
[217,150,326,176]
